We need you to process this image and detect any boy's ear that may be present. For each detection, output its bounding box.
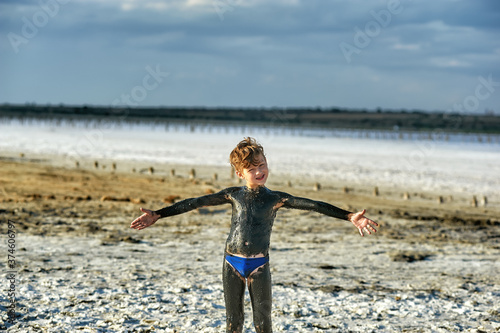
[235,170,244,179]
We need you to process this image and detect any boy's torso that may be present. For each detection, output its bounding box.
[224,186,286,257]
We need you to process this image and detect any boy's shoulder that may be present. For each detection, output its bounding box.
[223,186,245,191]
[218,186,289,195]
[269,189,293,199]
[218,186,293,200]
[217,186,245,195]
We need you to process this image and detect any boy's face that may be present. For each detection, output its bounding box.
[237,154,268,189]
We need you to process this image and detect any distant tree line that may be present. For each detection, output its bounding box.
[1,103,499,134]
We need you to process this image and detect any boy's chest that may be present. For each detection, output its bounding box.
[231,192,279,219]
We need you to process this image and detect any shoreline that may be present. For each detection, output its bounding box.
[2,119,499,200]
[1,148,497,209]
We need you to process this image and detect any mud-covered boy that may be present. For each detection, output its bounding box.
[130,137,378,333]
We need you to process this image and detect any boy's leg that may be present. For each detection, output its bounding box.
[223,259,246,333]
[248,263,273,333]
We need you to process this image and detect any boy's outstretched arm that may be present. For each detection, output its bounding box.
[347,209,378,237]
[130,208,160,230]
[281,195,378,237]
[130,189,232,230]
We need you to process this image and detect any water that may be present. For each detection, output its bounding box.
[1,117,499,197]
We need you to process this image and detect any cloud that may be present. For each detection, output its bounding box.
[1,0,499,112]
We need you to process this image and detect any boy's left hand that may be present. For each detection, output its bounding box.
[349,209,378,236]
[130,208,160,230]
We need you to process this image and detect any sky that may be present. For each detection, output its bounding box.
[1,0,500,113]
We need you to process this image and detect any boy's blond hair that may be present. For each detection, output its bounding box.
[229,137,265,172]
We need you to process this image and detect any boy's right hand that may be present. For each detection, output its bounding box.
[130,208,160,230]
[348,209,378,237]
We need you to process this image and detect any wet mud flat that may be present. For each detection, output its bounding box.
[0,158,499,332]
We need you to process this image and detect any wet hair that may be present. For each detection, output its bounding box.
[229,137,265,172]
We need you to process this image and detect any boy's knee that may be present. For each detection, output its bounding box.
[226,311,244,331]
[253,299,272,323]
[226,321,243,333]
[253,312,273,333]
[256,299,272,312]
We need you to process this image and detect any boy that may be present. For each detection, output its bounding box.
[130,137,378,333]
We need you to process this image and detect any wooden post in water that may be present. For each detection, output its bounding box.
[189,168,196,180]
[373,187,379,196]
[471,196,478,207]
[313,183,321,191]
[403,192,410,200]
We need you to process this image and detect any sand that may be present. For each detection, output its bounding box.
[0,154,499,332]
